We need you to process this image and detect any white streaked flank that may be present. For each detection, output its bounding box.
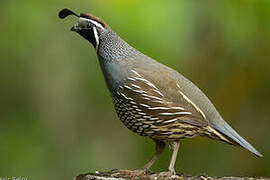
[177,84,206,119]
[131,84,141,89]
[135,122,142,126]
[159,112,192,116]
[146,82,158,90]
[131,70,143,77]
[142,124,150,128]
[206,126,231,143]
[138,112,146,115]
[151,100,164,104]
[152,89,164,97]
[134,77,148,82]
[127,77,136,81]
[140,103,150,108]
[142,97,151,100]
[143,116,151,119]
[176,83,181,89]
[155,119,164,123]
[142,94,162,101]
[124,85,132,90]
[163,118,179,123]
[148,107,170,110]
[170,106,185,110]
[120,92,133,100]
[132,90,146,94]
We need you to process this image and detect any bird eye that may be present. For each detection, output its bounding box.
[86,23,91,28]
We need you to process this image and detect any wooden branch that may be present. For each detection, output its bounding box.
[75,169,269,180]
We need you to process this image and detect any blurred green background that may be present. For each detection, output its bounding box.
[0,0,269,179]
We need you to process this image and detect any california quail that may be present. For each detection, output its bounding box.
[59,8,263,173]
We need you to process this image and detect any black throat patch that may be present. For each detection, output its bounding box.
[77,28,98,48]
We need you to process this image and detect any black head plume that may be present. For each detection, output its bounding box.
[58,8,79,19]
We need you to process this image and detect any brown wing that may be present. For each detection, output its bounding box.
[116,69,209,128]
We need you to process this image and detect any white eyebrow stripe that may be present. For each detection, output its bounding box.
[79,17,105,30]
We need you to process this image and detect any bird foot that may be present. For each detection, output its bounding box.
[158,170,178,179]
[109,169,144,178]
[134,168,153,175]
[116,169,152,179]
[143,168,154,174]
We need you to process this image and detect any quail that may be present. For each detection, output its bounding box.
[58,8,262,174]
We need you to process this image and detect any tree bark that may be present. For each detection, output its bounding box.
[75,169,269,180]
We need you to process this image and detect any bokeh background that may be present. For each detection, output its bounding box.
[1,0,270,179]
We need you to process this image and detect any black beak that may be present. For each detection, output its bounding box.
[70,25,77,31]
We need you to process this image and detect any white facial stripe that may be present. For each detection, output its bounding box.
[79,17,104,30]
[93,27,99,49]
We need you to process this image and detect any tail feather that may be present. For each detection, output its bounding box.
[210,121,263,157]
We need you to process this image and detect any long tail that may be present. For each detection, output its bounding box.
[208,120,263,157]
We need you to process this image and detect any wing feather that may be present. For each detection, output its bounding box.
[117,69,209,128]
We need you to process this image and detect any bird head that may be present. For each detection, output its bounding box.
[59,8,108,49]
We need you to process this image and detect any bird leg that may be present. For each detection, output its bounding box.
[143,140,166,171]
[168,141,180,175]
